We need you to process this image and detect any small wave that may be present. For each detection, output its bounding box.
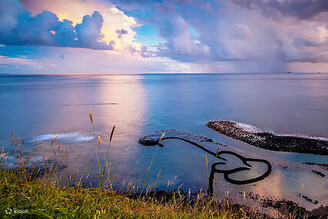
[31,133,95,143]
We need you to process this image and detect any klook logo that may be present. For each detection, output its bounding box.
[5,208,29,215]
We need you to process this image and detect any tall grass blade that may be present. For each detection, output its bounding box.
[101,126,115,189]
[89,109,101,179]
[140,133,164,197]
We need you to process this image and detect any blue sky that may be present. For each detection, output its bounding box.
[0,0,327,74]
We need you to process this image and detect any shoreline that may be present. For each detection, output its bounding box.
[206,121,328,156]
[138,129,328,216]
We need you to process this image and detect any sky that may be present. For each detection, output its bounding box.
[0,0,327,74]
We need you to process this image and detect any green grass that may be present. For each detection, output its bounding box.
[0,168,266,218]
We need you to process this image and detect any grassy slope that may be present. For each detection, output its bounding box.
[0,169,265,218]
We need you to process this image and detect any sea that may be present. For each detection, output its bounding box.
[1,73,328,194]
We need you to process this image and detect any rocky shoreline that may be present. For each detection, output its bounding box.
[139,129,328,216]
[206,121,328,155]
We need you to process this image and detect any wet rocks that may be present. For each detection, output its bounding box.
[304,162,328,171]
[206,121,328,155]
[311,170,325,177]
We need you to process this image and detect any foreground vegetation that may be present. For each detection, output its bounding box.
[0,111,261,218]
[0,111,320,218]
[0,168,270,218]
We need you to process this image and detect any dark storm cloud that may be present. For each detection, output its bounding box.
[232,0,328,19]
[0,0,114,50]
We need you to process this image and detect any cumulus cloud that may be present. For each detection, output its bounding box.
[133,0,286,72]
[0,0,113,50]
[113,0,328,72]
[75,11,115,50]
[1,0,328,73]
[0,0,27,34]
[155,16,211,61]
[20,0,143,52]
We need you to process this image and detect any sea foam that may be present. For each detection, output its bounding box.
[31,132,95,143]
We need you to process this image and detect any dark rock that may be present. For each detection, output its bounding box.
[207,121,328,155]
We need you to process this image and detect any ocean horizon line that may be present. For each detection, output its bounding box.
[0,72,327,76]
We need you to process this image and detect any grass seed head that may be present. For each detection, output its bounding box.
[9,130,15,138]
[51,136,58,145]
[57,144,62,151]
[110,126,115,141]
[157,170,161,177]
[61,150,66,159]
[216,147,220,157]
[158,133,165,144]
[89,109,93,123]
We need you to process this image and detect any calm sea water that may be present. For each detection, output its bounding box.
[1,73,328,191]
